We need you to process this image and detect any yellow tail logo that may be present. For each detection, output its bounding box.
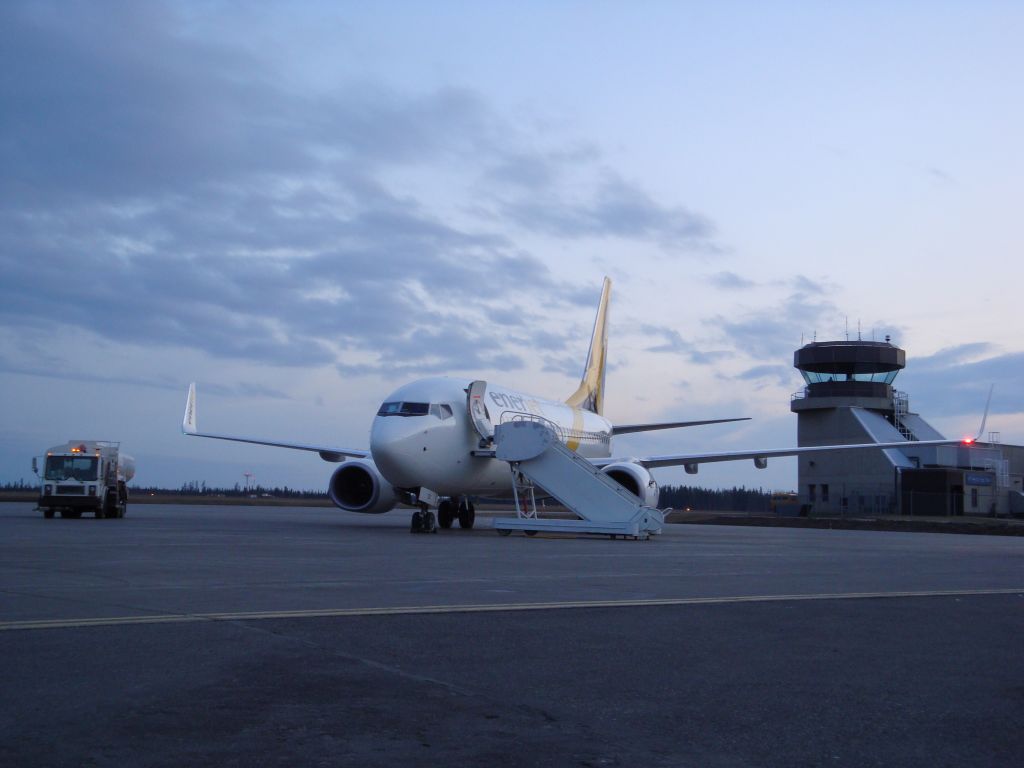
[565,277,611,415]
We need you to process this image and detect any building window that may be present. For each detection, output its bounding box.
[821,484,829,502]
[971,488,978,509]
[808,484,816,502]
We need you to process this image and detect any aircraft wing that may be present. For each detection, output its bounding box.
[182,383,369,463]
[612,417,750,435]
[601,387,993,471]
[592,437,963,471]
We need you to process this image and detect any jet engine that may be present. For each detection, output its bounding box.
[328,460,398,514]
[601,461,660,507]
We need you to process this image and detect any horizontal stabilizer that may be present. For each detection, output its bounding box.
[612,417,750,435]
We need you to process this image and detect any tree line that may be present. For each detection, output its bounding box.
[4,479,774,511]
[0,479,327,499]
[658,484,771,512]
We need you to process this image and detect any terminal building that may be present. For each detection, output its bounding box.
[790,339,1024,517]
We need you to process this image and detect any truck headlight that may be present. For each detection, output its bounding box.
[44,485,52,495]
[88,485,96,496]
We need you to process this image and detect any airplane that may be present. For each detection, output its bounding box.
[182,277,972,533]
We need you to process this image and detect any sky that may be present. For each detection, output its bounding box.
[2,1,1022,492]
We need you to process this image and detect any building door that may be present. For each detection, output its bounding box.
[951,485,964,516]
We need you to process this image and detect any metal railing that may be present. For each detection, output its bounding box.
[500,411,609,449]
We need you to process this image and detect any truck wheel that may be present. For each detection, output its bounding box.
[43,508,55,519]
[100,490,118,519]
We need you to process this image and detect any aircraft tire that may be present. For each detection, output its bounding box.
[457,505,475,529]
[437,501,455,529]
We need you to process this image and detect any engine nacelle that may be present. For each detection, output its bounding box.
[601,461,660,507]
[328,460,398,514]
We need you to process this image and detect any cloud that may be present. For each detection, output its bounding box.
[926,167,954,184]
[0,3,722,383]
[900,346,1024,418]
[492,171,719,251]
[910,343,997,372]
[707,271,756,290]
[336,324,527,378]
[736,364,795,388]
[640,325,733,364]
[708,274,844,361]
[542,355,586,378]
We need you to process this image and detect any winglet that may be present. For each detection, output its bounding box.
[183,382,198,435]
[974,384,994,442]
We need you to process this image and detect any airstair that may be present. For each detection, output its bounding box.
[490,420,664,540]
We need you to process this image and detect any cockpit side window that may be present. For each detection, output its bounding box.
[377,401,431,417]
[431,403,454,420]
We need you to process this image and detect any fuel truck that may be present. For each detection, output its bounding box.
[34,441,135,519]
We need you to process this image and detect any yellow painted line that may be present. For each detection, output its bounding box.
[1,588,1022,632]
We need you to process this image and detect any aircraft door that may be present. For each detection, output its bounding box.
[467,380,494,444]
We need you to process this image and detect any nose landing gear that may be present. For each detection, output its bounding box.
[410,505,438,534]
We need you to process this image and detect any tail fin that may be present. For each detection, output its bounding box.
[566,277,611,415]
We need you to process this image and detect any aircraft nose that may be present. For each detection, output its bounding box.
[370,417,425,487]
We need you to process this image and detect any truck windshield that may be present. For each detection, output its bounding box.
[44,456,99,481]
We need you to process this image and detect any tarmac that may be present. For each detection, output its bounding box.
[1,501,1022,766]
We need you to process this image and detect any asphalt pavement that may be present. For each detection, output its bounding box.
[1,502,1022,766]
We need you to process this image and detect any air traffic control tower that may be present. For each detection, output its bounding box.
[790,339,1024,516]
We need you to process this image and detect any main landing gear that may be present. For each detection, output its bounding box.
[458,499,476,529]
[411,497,476,533]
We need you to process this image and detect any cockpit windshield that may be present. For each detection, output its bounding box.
[44,456,99,482]
[377,402,454,420]
[377,402,430,417]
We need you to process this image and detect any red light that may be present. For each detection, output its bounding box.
[962,438,974,444]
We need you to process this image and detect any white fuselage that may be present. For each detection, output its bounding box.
[369,377,612,496]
